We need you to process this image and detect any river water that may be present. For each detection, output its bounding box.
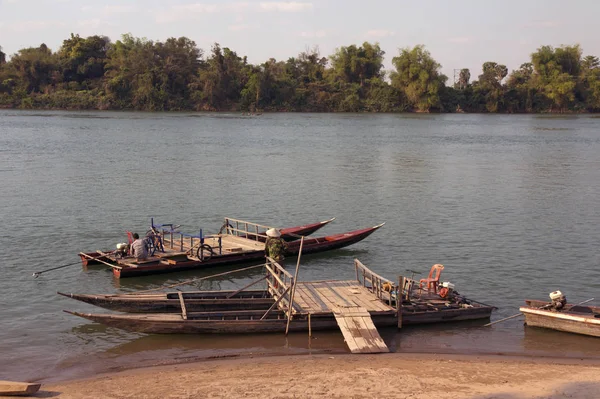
[1,110,600,382]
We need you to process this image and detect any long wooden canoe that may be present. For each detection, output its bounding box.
[63,303,492,334]
[81,223,384,278]
[63,309,398,334]
[248,217,335,242]
[58,288,494,324]
[520,299,600,338]
[57,290,274,313]
[0,381,41,396]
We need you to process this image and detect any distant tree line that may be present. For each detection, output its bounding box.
[1,34,599,112]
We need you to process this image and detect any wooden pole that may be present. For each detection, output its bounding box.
[33,252,112,277]
[398,276,404,329]
[285,236,304,336]
[484,298,595,327]
[308,313,312,338]
[260,286,291,320]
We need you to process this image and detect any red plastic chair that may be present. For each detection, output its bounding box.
[126,231,135,244]
[419,264,444,294]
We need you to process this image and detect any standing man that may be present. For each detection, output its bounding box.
[265,228,287,264]
[130,233,149,262]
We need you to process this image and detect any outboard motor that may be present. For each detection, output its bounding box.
[549,290,567,310]
[439,282,455,298]
[115,242,129,258]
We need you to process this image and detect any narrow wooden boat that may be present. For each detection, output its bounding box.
[520,299,600,338]
[57,290,274,313]
[247,217,335,242]
[0,380,41,396]
[79,217,335,267]
[63,259,495,335]
[81,222,384,279]
[63,309,399,334]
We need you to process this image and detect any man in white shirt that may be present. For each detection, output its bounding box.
[130,233,149,261]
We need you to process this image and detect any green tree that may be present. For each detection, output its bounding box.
[58,34,110,85]
[329,42,384,86]
[505,63,536,112]
[0,46,6,65]
[455,68,470,90]
[9,43,57,93]
[531,45,581,111]
[473,61,508,112]
[390,45,447,112]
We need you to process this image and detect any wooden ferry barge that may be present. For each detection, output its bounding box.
[79,217,383,278]
[63,259,495,353]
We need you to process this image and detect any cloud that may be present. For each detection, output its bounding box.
[366,29,395,38]
[4,20,66,33]
[259,2,313,12]
[299,30,327,38]
[82,5,137,16]
[446,37,473,44]
[228,24,252,31]
[76,18,114,29]
[524,20,561,29]
[155,4,219,24]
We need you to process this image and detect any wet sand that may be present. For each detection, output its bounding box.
[24,353,600,399]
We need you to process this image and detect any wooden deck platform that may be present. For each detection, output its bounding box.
[270,278,393,354]
[292,280,395,315]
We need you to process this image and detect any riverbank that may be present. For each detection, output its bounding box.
[32,353,600,399]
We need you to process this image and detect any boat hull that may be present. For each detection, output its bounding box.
[60,289,494,325]
[521,300,600,338]
[58,290,274,313]
[82,224,383,278]
[64,310,397,334]
[79,219,334,267]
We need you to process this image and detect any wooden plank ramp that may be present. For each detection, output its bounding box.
[332,305,389,354]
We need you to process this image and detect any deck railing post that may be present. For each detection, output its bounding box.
[180,233,183,252]
[398,276,404,329]
[285,236,304,336]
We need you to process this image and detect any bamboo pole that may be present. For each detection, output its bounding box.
[124,263,266,294]
[32,252,113,278]
[285,236,304,336]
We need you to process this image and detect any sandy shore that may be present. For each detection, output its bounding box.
[12,353,598,399]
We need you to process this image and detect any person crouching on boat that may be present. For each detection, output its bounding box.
[265,228,287,264]
[130,233,148,261]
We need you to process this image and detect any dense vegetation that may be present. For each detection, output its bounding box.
[1,34,600,113]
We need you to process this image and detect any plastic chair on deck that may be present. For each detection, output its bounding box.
[419,264,444,294]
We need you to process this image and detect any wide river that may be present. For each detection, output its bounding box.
[1,110,600,382]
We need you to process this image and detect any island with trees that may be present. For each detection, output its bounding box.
[0,34,598,113]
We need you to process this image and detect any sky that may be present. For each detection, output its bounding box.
[1,0,599,82]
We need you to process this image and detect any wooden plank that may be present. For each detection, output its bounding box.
[299,283,330,312]
[296,288,323,312]
[0,381,41,396]
[178,292,187,320]
[332,305,389,354]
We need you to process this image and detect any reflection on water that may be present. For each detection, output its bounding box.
[1,111,600,382]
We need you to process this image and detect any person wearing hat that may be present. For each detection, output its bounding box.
[265,228,287,264]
